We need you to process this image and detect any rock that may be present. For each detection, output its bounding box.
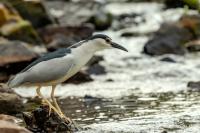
[86,64,106,75]
[187,81,200,91]
[87,9,113,30]
[23,105,79,133]
[0,114,21,123]
[185,40,200,52]
[64,71,93,84]
[3,0,54,28]
[183,0,200,12]
[164,0,185,8]
[160,57,176,63]
[144,14,200,55]
[87,55,104,66]
[0,3,22,27]
[0,85,23,114]
[0,38,38,82]
[0,120,31,133]
[0,20,42,45]
[0,114,31,133]
[37,25,94,51]
[45,1,100,26]
[165,0,200,11]
[180,15,200,38]
[143,23,193,55]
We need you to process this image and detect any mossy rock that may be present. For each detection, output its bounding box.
[183,0,200,12]
[1,0,54,28]
[0,2,22,27]
[0,20,42,45]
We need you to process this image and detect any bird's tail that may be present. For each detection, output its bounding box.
[7,74,24,88]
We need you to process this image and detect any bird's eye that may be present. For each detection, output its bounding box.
[106,38,111,43]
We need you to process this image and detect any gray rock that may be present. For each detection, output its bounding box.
[187,81,200,91]
[143,23,192,55]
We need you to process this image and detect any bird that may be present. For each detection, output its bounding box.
[7,34,128,123]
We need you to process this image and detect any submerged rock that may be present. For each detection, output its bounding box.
[187,81,200,91]
[0,85,23,114]
[160,57,176,63]
[38,25,94,51]
[23,105,79,133]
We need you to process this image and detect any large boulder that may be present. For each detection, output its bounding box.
[143,23,191,55]
[143,14,200,56]
[0,85,23,114]
[0,38,38,82]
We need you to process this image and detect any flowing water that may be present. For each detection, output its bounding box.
[14,2,200,133]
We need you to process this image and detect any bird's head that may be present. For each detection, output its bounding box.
[88,34,128,52]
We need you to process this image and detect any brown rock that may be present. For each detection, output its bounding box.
[38,25,94,51]
[0,114,31,133]
[0,85,23,114]
[185,40,200,52]
[0,38,39,82]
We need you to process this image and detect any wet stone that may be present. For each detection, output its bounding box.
[160,57,176,63]
[23,105,79,133]
[187,81,200,91]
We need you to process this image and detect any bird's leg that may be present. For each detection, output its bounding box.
[51,85,72,123]
[36,86,63,118]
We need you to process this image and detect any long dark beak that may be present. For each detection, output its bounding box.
[111,42,128,52]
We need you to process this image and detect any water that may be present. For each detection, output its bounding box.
[14,2,200,133]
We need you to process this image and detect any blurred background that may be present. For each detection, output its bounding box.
[0,0,200,132]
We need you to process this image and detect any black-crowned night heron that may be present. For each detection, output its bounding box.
[7,34,128,122]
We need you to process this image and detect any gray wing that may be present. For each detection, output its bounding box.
[9,56,74,87]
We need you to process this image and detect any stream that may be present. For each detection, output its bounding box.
[14,2,200,133]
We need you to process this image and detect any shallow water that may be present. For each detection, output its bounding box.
[14,2,200,133]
